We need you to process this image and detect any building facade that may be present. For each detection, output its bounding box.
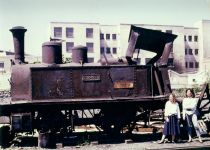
[50,21,210,74]
[0,50,41,73]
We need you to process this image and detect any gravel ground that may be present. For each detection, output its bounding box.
[3,136,210,150]
[1,129,210,150]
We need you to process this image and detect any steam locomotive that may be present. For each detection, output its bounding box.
[0,25,179,147]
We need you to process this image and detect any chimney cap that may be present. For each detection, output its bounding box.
[42,41,61,47]
[10,26,27,32]
[72,45,87,50]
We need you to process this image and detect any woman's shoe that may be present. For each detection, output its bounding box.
[157,140,164,144]
[187,139,192,143]
[198,138,203,143]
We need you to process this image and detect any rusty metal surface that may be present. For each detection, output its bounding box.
[158,67,172,94]
[127,25,177,65]
[10,26,27,63]
[32,68,74,100]
[109,67,135,97]
[11,64,170,103]
[42,41,62,64]
[135,67,151,96]
[128,25,177,54]
[0,95,168,115]
[158,42,173,65]
[11,65,31,101]
[126,30,139,65]
[30,65,158,100]
[72,46,88,63]
[72,67,110,98]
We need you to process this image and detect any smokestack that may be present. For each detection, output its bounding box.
[42,41,62,64]
[10,26,27,64]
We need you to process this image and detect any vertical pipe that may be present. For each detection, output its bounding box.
[10,26,27,64]
[151,65,154,96]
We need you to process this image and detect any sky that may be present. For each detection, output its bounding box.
[0,0,210,56]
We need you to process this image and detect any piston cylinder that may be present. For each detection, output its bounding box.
[72,45,88,63]
[10,26,27,63]
[42,41,62,64]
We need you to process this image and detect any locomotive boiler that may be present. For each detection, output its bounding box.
[0,25,178,147]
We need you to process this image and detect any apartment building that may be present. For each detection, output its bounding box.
[50,20,210,74]
[51,22,100,63]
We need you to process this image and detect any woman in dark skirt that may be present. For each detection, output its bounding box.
[158,93,180,143]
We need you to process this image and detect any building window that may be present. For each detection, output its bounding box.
[189,62,194,68]
[0,62,4,68]
[86,28,93,38]
[184,35,186,41]
[66,42,74,53]
[185,62,188,68]
[185,49,187,55]
[66,27,74,38]
[100,47,105,54]
[100,33,104,40]
[188,35,192,42]
[54,27,62,38]
[106,34,110,40]
[194,36,198,42]
[112,34,117,40]
[189,49,192,55]
[88,58,94,63]
[0,61,4,72]
[195,49,198,55]
[112,47,117,54]
[166,30,172,34]
[106,47,111,53]
[86,42,94,52]
[195,62,199,68]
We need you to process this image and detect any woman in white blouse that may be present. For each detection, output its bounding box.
[182,89,203,143]
[158,93,180,144]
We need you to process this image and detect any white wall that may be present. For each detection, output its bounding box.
[169,70,208,89]
[0,73,10,90]
[195,20,210,73]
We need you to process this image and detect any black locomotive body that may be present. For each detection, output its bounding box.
[0,25,178,147]
[11,64,169,103]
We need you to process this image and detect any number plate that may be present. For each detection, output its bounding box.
[82,74,101,82]
[114,81,134,89]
